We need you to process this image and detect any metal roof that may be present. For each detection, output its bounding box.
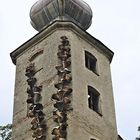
[30,0,93,31]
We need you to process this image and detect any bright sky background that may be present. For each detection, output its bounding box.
[0,0,140,140]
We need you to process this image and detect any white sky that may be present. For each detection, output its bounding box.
[0,0,140,140]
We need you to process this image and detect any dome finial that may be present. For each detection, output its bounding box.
[30,0,93,31]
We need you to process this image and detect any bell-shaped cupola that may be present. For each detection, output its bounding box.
[30,0,93,31]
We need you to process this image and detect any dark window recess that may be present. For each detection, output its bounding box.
[85,51,97,73]
[88,86,101,115]
[90,139,96,140]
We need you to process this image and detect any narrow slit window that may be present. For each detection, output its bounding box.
[88,86,101,115]
[85,51,97,74]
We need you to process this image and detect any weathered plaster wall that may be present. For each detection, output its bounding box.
[68,31,118,140]
[12,23,117,140]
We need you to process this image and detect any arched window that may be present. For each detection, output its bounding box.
[85,51,98,74]
[88,86,102,116]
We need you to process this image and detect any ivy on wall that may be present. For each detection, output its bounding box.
[0,124,12,140]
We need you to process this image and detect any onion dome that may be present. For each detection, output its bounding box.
[30,0,93,31]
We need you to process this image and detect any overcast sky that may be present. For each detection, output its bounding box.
[0,0,140,140]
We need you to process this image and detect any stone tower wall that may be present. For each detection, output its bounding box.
[68,31,118,140]
[11,22,118,140]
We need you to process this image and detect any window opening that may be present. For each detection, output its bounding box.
[88,86,101,115]
[85,51,98,74]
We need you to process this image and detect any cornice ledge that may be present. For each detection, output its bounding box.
[10,21,114,65]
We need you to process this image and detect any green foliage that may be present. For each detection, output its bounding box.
[0,124,12,140]
[138,126,140,131]
[136,126,140,140]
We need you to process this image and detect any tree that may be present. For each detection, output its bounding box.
[136,126,140,140]
[0,124,12,140]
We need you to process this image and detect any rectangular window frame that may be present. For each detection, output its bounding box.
[88,86,102,116]
[85,51,99,76]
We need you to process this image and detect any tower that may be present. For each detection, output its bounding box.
[10,0,118,140]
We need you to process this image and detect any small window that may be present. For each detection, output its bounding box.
[85,51,98,74]
[88,86,102,116]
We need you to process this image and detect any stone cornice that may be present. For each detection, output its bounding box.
[10,21,114,65]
